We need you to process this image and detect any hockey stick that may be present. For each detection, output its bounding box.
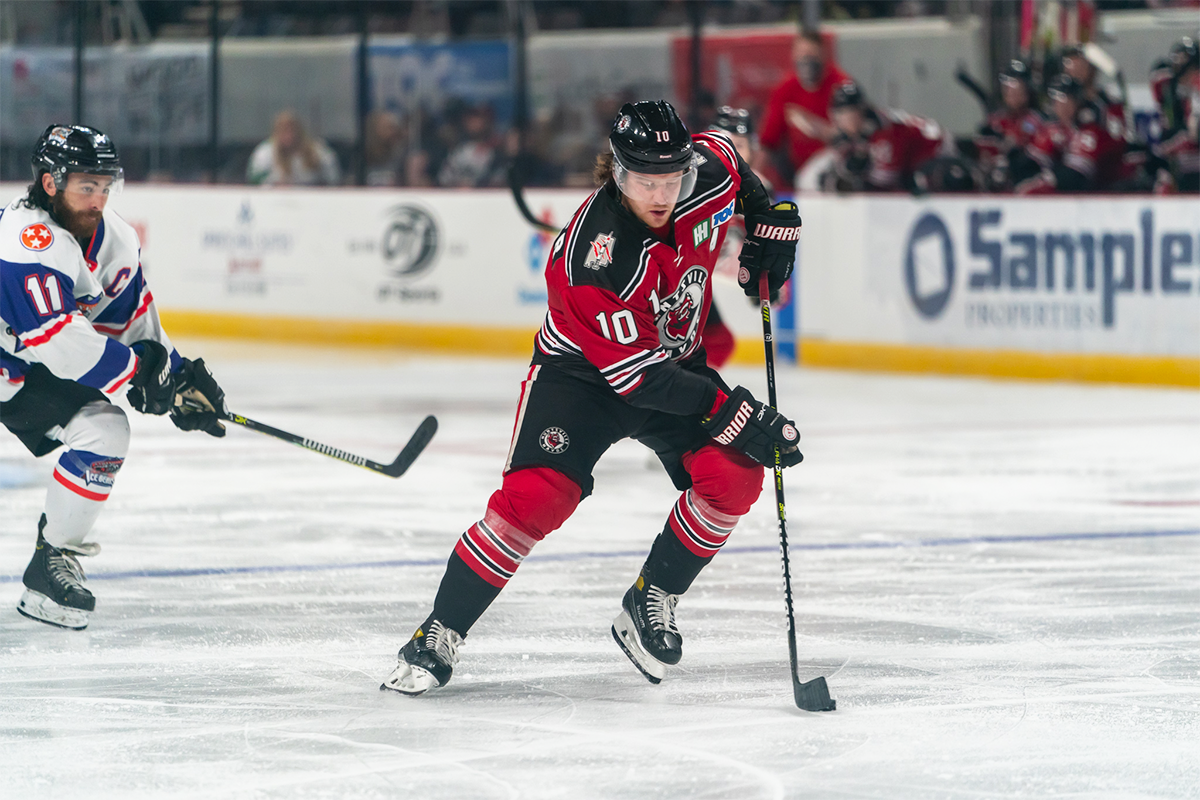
[759,272,836,712]
[219,409,437,479]
[955,65,994,115]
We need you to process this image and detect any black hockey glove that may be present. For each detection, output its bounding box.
[170,357,228,438]
[127,340,175,416]
[738,201,801,299]
[701,386,803,468]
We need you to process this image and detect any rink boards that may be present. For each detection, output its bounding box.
[1,183,1195,387]
[797,195,1200,387]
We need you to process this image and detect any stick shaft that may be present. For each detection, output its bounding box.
[758,273,802,676]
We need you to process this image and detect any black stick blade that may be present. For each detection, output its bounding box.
[382,415,438,478]
[794,675,837,712]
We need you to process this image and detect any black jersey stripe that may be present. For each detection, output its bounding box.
[674,174,733,220]
[618,243,652,302]
[696,131,738,166]
[565,191,601,287]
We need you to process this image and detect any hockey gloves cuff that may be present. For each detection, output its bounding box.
[127,340,175,416]
[170,357,228,437]
[701,386,803,468]
[738,201,801,299]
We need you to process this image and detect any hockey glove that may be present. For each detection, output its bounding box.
[170,357,228,438]
[738,201,801,299]
[701,386,803,468]
[127,340,175,416]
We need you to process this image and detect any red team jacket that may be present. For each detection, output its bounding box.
[533,131,770,418]
[974,108,1047,163]
[858,109,950,191]
[1020,103,1126,193]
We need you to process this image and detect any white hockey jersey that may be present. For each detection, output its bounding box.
[0,194,177,404]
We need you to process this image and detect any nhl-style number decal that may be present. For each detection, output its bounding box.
[539,427,570,454]
[20,223,54,252]
[655,130,670,142]
[25,274,65,316]
[595,309,638,345]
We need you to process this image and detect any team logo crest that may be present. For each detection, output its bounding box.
[20,224,53,251]
[654,266,708,358]
[539,427,570,454]
[583,232,615,271]
[47,127,72,146]
[616,115,631,133]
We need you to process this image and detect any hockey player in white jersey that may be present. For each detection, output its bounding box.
[0,124,227,630]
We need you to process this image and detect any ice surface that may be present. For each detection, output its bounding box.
[2,341,1198,799]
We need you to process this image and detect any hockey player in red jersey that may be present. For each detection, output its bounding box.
[1,125,227,630]
[825,81,953,192]
[381,100,804,695]
[1016,74,1126,194]
[974,60,1048,191]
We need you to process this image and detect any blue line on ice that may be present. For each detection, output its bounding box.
[2,528,1197,584]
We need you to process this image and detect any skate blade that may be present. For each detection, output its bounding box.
[379,661,440,696]
[611,611,665,684]
[17,589,89,630]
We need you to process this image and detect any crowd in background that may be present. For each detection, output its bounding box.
[246,24,1198,196]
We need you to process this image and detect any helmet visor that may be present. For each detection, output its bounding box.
[61,168,124,199]
[612,146,698,205]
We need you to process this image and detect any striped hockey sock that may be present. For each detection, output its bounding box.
[646,489,739,594]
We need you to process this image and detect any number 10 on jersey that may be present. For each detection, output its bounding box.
[596,310,638,344]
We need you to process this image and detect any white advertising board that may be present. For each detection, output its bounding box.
[0,182,772,343]
[797,195,1200,358]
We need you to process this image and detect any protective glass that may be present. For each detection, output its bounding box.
[611,147,698,204]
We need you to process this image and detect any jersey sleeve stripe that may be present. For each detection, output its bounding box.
[535,312,584,358]
[92,287,153,334]
[695,132,738,167]
[600,345,666,377]
[674,174,733,219]
[19,314,73,347]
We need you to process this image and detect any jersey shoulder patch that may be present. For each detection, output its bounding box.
[563,189,651,299]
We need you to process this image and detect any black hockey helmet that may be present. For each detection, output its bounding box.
[999,59,1033,90]
[1046,73,1085,103]
[31,124,123,193]
[712,106,754,137]
[830,81,867,110]
[609,100,697,201]
[1169,36,1198,75]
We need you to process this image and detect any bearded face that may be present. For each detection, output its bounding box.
[49,173,111,242]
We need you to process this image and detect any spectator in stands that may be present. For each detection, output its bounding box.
[246,110,341,186]
[364,110,407,187]
[437,103,506,188]
[822,81,952,192]
[759,27,850,184]
[974,60,1047,192]
[1016,74,1126,195]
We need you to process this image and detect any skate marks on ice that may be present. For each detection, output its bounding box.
[0,351,1198,798]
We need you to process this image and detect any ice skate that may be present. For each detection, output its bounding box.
[17,515,99,631]
[611,567,682,684]
[380,616,464,696]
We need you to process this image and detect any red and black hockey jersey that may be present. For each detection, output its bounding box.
[532,131,771,418]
